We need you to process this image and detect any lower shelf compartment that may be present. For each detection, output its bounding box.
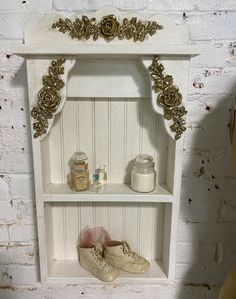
[48,260,167,284]
[44,201,173,283]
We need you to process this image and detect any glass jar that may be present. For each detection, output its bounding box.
[70,151,89,192]
[131,154,156,193]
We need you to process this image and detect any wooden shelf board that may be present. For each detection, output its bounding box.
[43,183,174,203]
[47,259,167,284]
[12,44,200,56]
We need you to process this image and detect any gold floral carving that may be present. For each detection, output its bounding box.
[52,15,163,42]
[31,58,65,138]
[148,56,187,140]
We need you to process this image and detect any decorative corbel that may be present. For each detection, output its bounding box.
[142,56,187,140]
[31,57,75,139]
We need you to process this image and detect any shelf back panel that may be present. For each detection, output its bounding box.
[68,59,150,98]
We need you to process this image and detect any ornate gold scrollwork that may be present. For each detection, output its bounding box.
[52,14,163,42]
[31,57,65,138]
[148,56,187,140]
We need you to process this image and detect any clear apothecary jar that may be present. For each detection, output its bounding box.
[131,154,156,193]
[70,151,89,192]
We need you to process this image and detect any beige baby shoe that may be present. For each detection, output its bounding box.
[79,246,119,282]
[103,241,150,274]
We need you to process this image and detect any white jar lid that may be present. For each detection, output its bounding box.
[135,154,153,164]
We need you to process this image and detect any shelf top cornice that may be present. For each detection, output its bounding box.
[12,7,201,58]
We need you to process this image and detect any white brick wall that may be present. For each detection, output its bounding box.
[1,0,236,298]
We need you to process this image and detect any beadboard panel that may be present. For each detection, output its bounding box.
[43,97,169,187]
[48,202,165,262]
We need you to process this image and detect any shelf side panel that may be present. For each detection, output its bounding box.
[162,203,172,277]
[166,138,176,193]
[156,118,169,185]
[45,203,55,270]
[41,136,51,188]
[49,115,64,184]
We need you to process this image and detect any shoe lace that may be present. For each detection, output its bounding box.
[121,241,136,258]
[92,247,105,268]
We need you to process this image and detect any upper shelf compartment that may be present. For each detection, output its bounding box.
[40,97,178,202]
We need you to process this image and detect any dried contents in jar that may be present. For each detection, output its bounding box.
[70,151,89,191]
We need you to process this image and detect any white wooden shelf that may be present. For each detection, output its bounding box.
[43,183,173,203]
[48,260,167,284]
[18,8,197,284]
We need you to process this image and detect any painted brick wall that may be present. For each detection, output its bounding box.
[0,1,236,298]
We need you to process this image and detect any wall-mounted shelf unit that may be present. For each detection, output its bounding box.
[14,6,199,284]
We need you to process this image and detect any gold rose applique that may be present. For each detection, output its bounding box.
[31,58,65,138]
[52,15,163,42]
[100,15,119,41]
[148,56,187,140]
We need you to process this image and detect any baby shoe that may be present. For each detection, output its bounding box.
[103,240,150,274]
[79,246,119,282]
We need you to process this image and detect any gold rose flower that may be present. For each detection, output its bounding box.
[38,88,60,113]
[99,15,119,41]
[158,85,182,108]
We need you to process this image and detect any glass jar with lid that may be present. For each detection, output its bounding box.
[70,151,89,192]
[131,154,156,193]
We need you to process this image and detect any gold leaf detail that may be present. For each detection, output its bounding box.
[52,15,163,42]
[31,58,65,138]
[148,56,187,140]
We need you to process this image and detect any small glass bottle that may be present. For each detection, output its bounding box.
[131,154,156,193]
[95,165,107,186]
[70,151,89,192]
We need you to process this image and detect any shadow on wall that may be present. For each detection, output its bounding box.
[177,82,236,298]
